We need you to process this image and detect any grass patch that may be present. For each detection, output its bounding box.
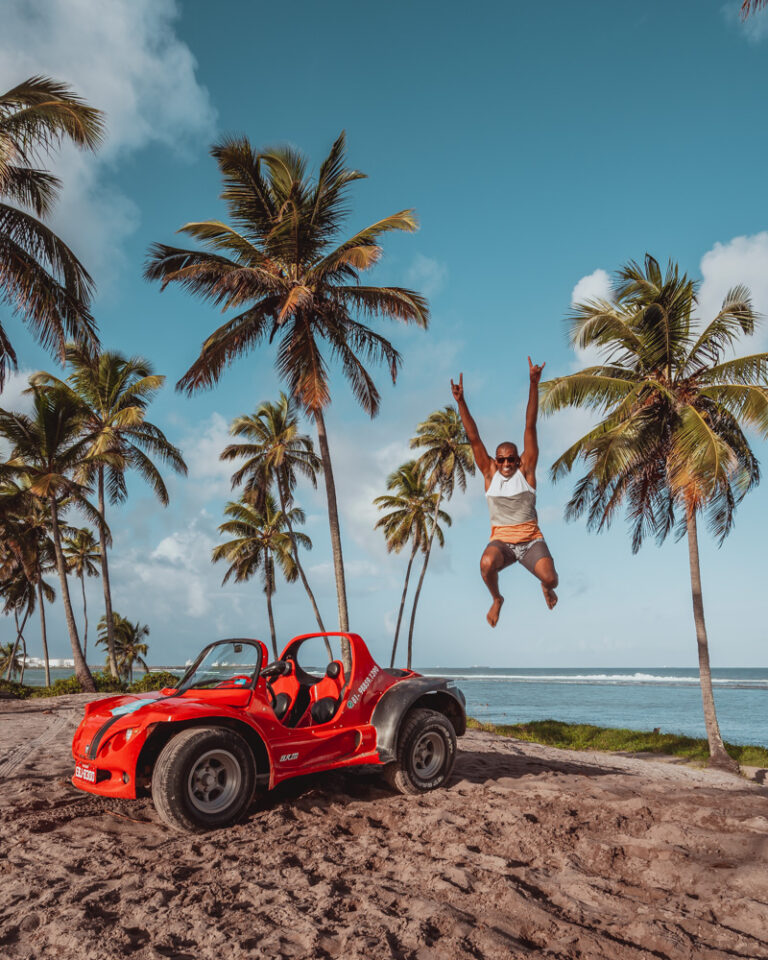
[466,717,768,767]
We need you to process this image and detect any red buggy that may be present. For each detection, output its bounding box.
[71,632,466,832]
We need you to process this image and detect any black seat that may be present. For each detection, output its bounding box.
[310,697,338,724]
[273,692,291,721]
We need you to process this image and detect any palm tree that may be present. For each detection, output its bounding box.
[0,641,23,681]
[406,407,475,668]
[741,1,766,16]
[0,76,103,387]
[212,495,309,659]
[62,528,100,660]
[221,393,326,632]
[0,385,100,690]
[0,479,58,684]
[33,346,187,677]
[145,132,428,671]
[374,460,451,668]
[540,254,768,773]
[97,612,150,683]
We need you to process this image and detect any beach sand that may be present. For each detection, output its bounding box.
[1,694,767,960]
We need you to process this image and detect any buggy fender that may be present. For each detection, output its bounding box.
[371,677,466,763]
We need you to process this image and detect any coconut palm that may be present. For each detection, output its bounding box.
[741,1,766,16]
[0,641,23,681]
[0,76,103,387]
[146,132,428,670]
[405,407,475,668]
[62,528,100,660]
[97,612,150,683]
[221,393,325,632]
[212,495,309,659]
[541,254,768,772]
[374,460,451,668]
[33,346,187,677]
[0,385,101,690]
[0,479,58,684]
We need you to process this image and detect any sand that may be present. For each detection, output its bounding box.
[1,694,767,960]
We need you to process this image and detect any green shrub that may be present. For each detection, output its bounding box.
[92,671,127,693]
[127,671,180,693]
[29,674,85,697]
[0,678,32,699]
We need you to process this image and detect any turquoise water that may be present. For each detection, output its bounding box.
[420,667,768,747]
[19,665,768,747]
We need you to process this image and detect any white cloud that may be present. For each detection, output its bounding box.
[698,231,768,350]
[407,254,448,298]
[180,412,235,500]
[569,268,612,368]
[0,0,216,287]
[0,368,36,414]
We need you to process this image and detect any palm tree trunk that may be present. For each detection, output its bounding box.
[49,497,94,692]
[7,608,29,681]
[391,539,419,668]
[686,505,738,773]
[313,408,351,673]
[405,492,442,670]
[37,579,51,686]
[80,571,89,661]
[265,583,277,660]
[97,468,119,678]
[277,479,331,657]
[19,632,27,685]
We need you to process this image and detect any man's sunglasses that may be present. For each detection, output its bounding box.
[496,455,518,463]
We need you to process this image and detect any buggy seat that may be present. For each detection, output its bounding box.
[309,660,345,724]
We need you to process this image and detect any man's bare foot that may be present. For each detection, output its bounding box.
[487,596,504,627]
[542,585,558,610]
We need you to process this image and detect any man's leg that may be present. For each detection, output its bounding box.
[520,542,559,610]
[480,544,510,627]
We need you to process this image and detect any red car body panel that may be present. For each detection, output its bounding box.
[71,633,422,800]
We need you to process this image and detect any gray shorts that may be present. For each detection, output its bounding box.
[486,538,553,573]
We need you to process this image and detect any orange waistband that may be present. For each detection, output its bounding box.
[490,522,543,544]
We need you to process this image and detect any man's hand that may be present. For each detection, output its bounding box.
[450,373,464,403]
[528,357,546,385]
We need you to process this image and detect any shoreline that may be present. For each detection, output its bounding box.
[1,694,767,958]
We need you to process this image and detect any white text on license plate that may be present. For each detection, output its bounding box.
[75,763,96,783]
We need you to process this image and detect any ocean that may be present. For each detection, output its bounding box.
[18,665,768,747]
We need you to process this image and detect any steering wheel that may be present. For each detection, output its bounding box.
[260,660,290,708]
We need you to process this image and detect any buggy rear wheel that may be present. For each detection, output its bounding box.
[151,726,255,832]
[385,708,456,795]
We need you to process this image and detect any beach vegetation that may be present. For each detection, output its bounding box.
[741,0,767,17]
[33,347,187,678]
[467,718,768,768]
[405,407,474,668]
[0,479,59,684]
[97,611,150,683]
[0,385,103,691]
[541,254,768,772]
[373,460,451,668]
[212,494,310,658]
[0,76,103,388]
[146,131,428,673]
[0,640,23,680]
[220,393,326,639]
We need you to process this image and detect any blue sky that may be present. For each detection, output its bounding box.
[2,0,768,668]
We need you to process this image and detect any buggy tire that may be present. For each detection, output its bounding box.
[151,726,256,832]
[385,708,456,795]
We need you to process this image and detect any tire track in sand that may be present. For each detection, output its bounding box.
[0,713,70,779]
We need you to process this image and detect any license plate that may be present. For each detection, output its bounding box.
[74,762,97,783]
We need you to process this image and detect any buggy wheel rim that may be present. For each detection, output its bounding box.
[412,731,445,781]
[187,748,242,814]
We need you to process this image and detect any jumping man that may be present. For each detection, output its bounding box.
[451,359,559,627]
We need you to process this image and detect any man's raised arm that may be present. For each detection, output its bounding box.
[451,373,492,478]
[521,357,545,482]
